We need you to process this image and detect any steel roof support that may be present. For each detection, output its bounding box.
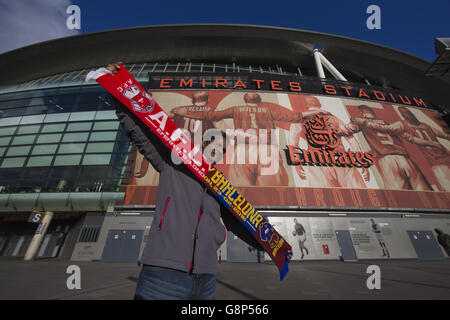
[318,51,348,81]
[313,49,326,79]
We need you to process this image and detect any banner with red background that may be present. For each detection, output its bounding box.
[121,90,450,211]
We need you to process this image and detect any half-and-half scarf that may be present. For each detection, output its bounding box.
[86,65,293,280]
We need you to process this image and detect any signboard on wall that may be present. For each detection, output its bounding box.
[148,73,432,109]
[265,216,450,261]
[119,87,450,211]
[28,211,45,224]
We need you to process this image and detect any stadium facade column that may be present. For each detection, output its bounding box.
[24,211,54,261]
[312,49,326,79]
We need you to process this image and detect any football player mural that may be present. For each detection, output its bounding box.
[347,104,432,191]
[346,103,450,192]
[122,90,450,210]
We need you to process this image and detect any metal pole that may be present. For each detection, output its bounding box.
[318,51,348,81]
[24,211,54,261]
[313,49,326,79]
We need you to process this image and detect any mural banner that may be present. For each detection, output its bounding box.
[121,89,450,211]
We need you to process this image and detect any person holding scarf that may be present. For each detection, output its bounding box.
[104,62,263,300]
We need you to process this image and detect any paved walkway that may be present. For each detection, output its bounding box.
[0,258,449,299]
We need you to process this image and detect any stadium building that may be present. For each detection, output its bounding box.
[0,25,449,262]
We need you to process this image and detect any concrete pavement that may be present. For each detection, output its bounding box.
[0,258,449,300]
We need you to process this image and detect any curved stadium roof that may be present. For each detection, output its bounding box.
[0,24,448,109]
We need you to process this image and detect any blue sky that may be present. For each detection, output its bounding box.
[0,0,449,61]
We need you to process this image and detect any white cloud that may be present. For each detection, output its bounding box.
[0,0,81,54]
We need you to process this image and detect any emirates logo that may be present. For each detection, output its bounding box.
[286,114,376,167]
[304,114,339,150]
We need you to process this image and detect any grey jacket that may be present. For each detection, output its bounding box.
[114,97,262,275]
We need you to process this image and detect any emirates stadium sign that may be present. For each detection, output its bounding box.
[149,73,431,109]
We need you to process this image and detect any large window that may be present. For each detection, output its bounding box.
[0,87,131,193]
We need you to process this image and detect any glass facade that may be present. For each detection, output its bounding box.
[0,83,132,194]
